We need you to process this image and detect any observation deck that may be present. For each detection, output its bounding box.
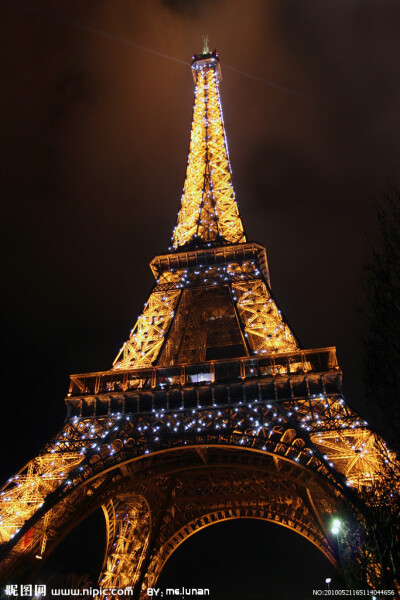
[67,347,342,421]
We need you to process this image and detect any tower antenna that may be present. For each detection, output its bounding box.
[202,34,210,54]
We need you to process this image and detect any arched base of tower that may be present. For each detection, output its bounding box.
[92,446,341,597]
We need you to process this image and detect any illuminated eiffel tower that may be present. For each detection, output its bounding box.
[0,45,396,596]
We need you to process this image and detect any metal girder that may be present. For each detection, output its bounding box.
[95,464,339,596]
[231,277,299,355]
[113,272,182,369]
[100,497,150,590]
[112,258,299,369]
[0,380,394,582]
[0,454,82,546]
[172,55,245,250]
[311,429,389,486]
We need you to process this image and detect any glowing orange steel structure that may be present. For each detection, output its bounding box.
[0,46,397,597]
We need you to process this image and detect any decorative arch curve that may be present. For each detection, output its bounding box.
[151,509,337,588]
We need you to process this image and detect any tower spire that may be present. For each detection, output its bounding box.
[202,34,210,54]
[112,50,300,370]
[171,49,246,250]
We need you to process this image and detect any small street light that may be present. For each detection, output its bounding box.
[325,577,331,590]
[331,518,342,563]
[331,518,341,535]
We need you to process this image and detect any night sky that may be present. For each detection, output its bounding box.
[2,1,400,598]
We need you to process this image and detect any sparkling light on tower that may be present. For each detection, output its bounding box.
[0,45,398,597]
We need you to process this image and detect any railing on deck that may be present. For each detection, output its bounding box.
[68,347,339,397]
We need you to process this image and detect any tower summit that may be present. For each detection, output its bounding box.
[172,46,246,250]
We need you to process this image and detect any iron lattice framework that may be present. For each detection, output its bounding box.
[0,48,398,597]
[172,52,246,250]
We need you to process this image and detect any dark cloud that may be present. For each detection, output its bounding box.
[161,0,217,18]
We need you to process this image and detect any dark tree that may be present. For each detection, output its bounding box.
[338,452,400,592]
[361,189,400,454]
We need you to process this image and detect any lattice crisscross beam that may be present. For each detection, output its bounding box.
[172,53,246,249]
[231,278,299,355]
[0,453,81,545]
[311,429,386,486]
[0,376,396,581]
[113,272,183,369]
[100,499,150,590]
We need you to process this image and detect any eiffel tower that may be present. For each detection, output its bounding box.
[0,45,396,595]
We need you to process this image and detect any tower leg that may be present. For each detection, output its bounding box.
[131,482,175,600]
[99,497,150,592]
[99,480,175,600]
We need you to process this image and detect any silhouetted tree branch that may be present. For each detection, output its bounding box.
[337,457,400,592]
[361,189,400,454]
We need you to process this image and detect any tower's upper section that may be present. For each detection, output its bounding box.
[171,49,247,251]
